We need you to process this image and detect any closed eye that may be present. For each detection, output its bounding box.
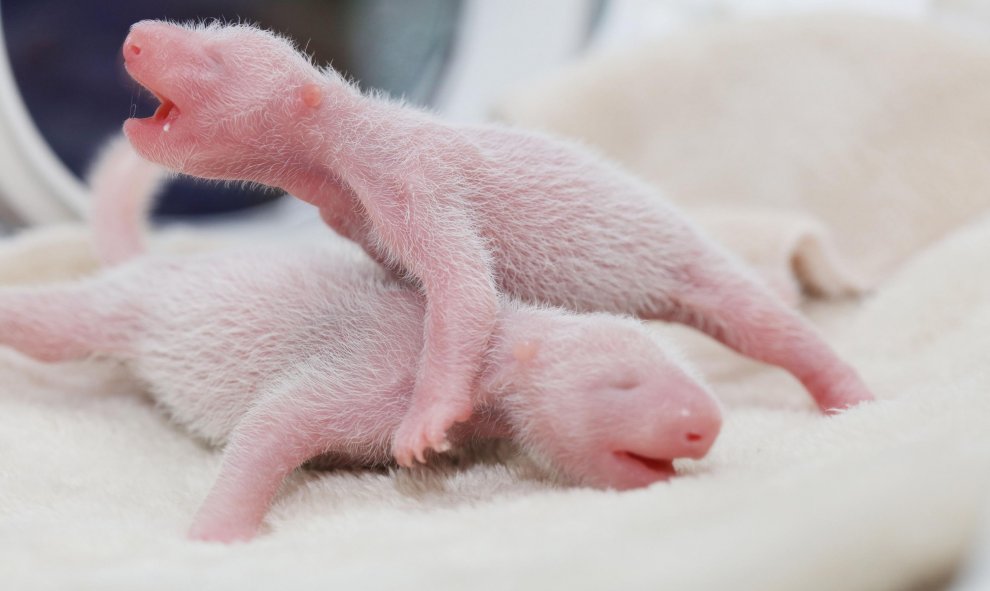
[610,377,639,391]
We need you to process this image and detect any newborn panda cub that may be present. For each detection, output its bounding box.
[0,140,721,543]
[121,20,873,467]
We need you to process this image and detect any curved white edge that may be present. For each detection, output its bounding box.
[0,14,87,227]
[433,0,598,123]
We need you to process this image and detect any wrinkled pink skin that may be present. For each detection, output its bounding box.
[0,139,721,542]
[120,21,872,466]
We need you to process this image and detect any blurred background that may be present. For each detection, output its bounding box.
[0,0,601,228]
[0,0,984,233]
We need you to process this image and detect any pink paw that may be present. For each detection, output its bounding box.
[810,371,875,414]
[392,401,472,467]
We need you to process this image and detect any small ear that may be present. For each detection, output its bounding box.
[512,339,540,364]
[300,83,323,108]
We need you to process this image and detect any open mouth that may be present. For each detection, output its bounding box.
[153,94,178,122]
[125,67,181,126]
[614,451,676,476]
[121,33,182,134]
[143,89,180,125]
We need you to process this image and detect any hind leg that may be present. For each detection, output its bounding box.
[657,256,872,413]
[0,282,134,362]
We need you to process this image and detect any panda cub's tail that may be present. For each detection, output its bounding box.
[86,134,167,265]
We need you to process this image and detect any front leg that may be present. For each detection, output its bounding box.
[392,276,498,466]
[356,182,498,467]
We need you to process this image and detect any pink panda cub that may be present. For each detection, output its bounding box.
[120,20,872,468]
[0,138,721,542]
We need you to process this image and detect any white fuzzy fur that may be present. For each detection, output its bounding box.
[120,19,872,453]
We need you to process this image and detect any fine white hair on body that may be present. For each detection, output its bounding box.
[120,20,872,443]
[0,138,721,541]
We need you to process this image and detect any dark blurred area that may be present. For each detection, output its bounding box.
[2,0,460,216]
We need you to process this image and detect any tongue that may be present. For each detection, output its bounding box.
[153,99,176,121]
[625,452,675,473]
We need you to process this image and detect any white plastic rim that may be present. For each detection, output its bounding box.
[433,0,601,122]
[0,13,87,226]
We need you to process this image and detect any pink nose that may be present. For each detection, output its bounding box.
[622,397,722,461]
[672,418,718,459]
[123,33,142,61]
[677,398,721,458]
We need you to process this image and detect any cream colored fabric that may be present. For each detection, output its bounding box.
[499,14,990,296]
[2,214,990,590]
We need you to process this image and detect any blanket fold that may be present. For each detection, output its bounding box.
[499,14,990,298]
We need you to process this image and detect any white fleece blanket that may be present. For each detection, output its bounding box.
[5,14,990,591]
[500,13,990,299]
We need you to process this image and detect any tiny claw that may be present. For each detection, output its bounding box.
[395,448,413,468]
[392,395,471,466]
